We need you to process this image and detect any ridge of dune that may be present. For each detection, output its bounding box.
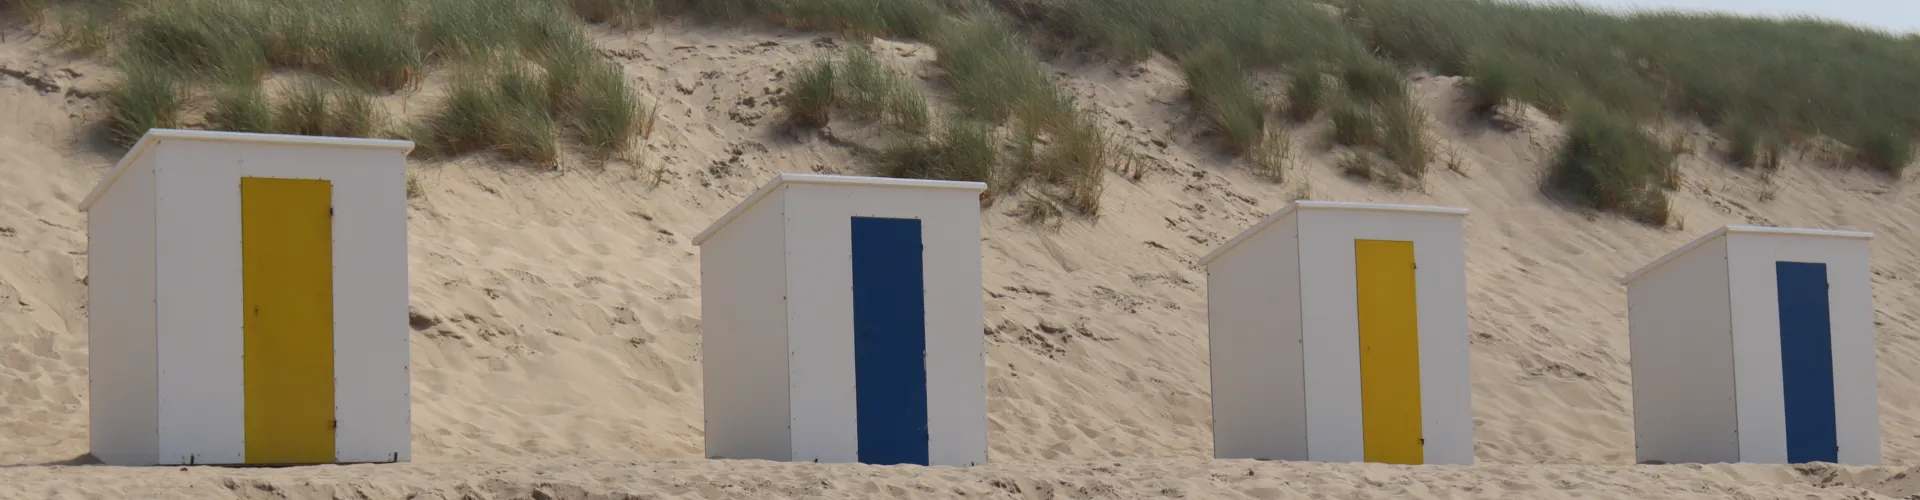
[5,16,1920,499]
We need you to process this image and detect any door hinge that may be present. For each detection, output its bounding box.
[331,419,339,429]
[329,207,335,216]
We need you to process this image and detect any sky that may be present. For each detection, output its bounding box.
[1546,0,1920,34]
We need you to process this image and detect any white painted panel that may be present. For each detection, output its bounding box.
[1406,213,1473,465]
[1627,235,1738,464]
[782,184,859,464]
[1206,215,1306,460]
[782,182,988,466]
[87,154,160,466]
[152,137,410,465]
[700,188,792,461]
[1826,241,1882,466]
[1296,208,1473,464]
[225,143,412,463]
[1725,232,1880,465]
[153,141,247,465]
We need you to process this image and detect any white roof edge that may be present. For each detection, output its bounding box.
[1198,200,1471,266]
[78,129,416,212]
[1618,225,1875,285]
[691,173,988,246]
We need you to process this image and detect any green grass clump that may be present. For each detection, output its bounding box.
[782,58,838,128]
[540,39,651,157]
[1378,95,1431,179]
[1180,43,1267,156]
[117,0,271,83]
[1545,106,1676,225]
[273,82,331,136]
[88,0,648,164]
[1724,118,1783,171]
[206,84,272,133]
[314,6,422,92]
[1332,98,1380,148]
[767,0,945,39]
[1854,127,1914,174]
[837,46,932,134]
[104,57,184,147]
[931,14,1067,125]
[114,0,419,90]
[1464,53,1518,117]
[418,0,580,61]
[266,82,385,138]
[1059,0,1362,68]
[872,119,997,183]
[412,65,559,164]
[1283,73,1326,122]
[326,87,384,138]
[569,0,661,29]
[1345,0,1920,173]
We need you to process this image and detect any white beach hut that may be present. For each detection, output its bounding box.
[1202,200,1474,465]
[80,129,413,466]
[693,173,989,467]
[1622,225,1881,465]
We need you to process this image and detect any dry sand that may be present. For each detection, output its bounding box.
[5,17,1920,499]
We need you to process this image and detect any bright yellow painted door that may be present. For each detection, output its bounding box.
[1354,239,1422,464]
[240,177,336,464]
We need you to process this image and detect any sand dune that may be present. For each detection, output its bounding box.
[4,17,1920,499]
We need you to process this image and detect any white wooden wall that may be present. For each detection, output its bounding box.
[699,188,793,461]
[151,137,411,464]
[1625,227,1880,466]
[1294,206,1473,465]
[1206,214,1306,461]
[80,131,413,465]
[1626,235,1738,464]
[1722,231,1880,465]
[781,181,987,467]
[87,153,160,466]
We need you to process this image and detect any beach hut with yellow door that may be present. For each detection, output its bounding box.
[81,129,412,466]
[1203,201,1474,465]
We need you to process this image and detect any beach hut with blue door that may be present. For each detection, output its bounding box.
[1623,225,1881,465]
[693,173,988,467]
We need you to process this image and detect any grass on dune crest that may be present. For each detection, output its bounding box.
[51,0,1920,226]
[1051,0,1429,182]
[1546,105,1677,225]
[780,45,932,134]
[73,0,652,164]
[928,13,1113,216]
[1345,0,1919,174]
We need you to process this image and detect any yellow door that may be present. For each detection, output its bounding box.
[240,177,335,464]
[1354,239,1422,464]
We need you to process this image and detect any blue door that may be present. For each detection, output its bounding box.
[850,216,930,465]
[1776,261,1838,464]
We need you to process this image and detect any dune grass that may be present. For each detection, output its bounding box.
[782,58,838,128]
[930,13,1111,216]
[412,63,560,165]
[1345,0,1919,174]
[82,0,650,163]
[871,119,998,183]
[781,45,934,134]
[1059,0,1361,68]
[1545,105,1676,225]
[1283,73,1326,123]
[837,46,932,134]
[104,56,184,147]
[1179,43,1266,156]
[207,84,272,134]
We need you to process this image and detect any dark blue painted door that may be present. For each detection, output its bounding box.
[1776,261,1838,464]
[850,216,930,466]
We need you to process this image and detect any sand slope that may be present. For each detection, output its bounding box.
[4,17,1920,499]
